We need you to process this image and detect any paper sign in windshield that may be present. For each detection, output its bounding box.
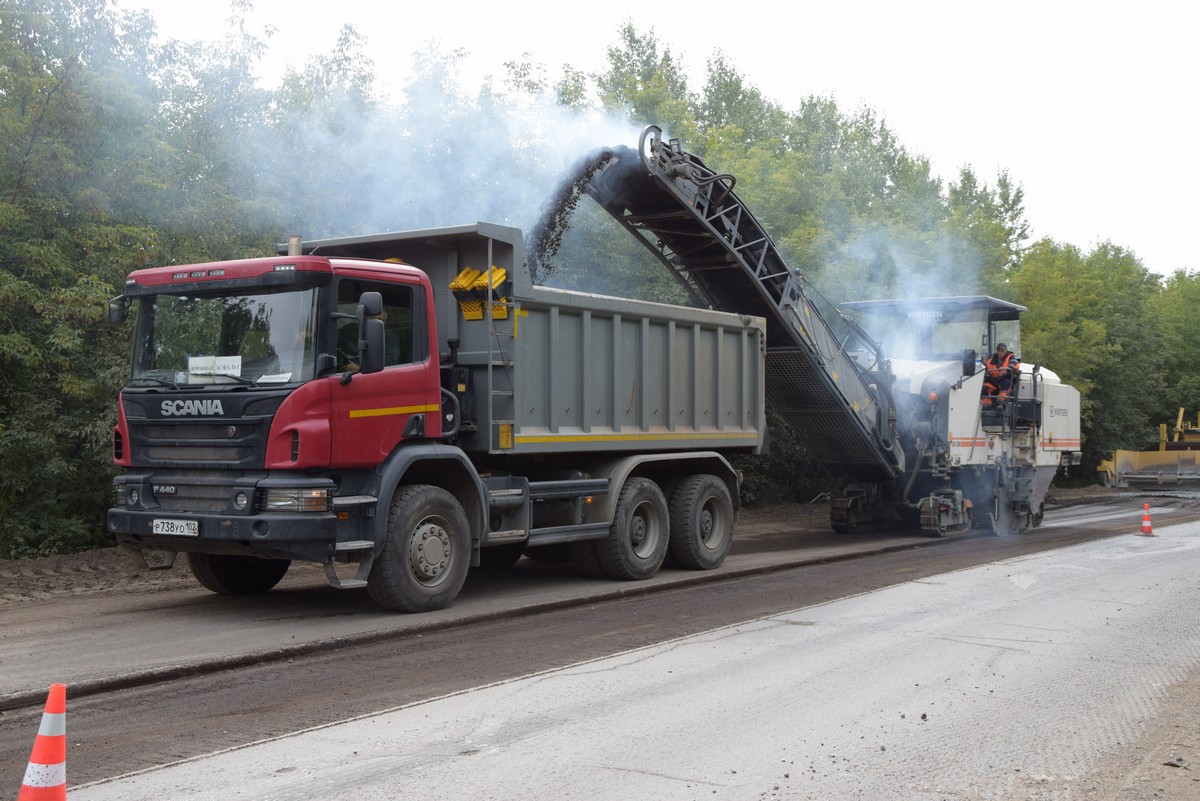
[188,355,242,377]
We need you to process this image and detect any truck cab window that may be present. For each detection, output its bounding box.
[335,281,420,369]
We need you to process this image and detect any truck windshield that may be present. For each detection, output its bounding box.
[129,288,320,387]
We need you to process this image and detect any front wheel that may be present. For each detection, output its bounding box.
[187,553,290,595]
[368,485,471,612]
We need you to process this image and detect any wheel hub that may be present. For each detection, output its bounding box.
[408,520,452,582]
[698,506,715,544]
[630,515,647,550]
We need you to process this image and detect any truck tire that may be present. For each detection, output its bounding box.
[187,553,290,595]
[668,474,734,570]
[368,485,471,613]
[595,477,669,580]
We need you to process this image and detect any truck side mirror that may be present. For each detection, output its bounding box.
[961,348,977,377]
[359,318,385,374]
[358,291,383,318]
[109,295,129,324]
[355,291,385,375]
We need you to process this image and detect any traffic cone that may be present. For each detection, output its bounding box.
[17,683,66,801]
[1138,503,1156,537]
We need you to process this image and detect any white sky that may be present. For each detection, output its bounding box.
[116,0,1198,277]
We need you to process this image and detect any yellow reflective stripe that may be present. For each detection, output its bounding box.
[515,431,760,444]
[348,404,440,419]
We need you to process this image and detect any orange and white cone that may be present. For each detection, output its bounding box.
[1138,503,1156,537]
[17,683,66,801]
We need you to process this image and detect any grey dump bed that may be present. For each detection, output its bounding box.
[293,223,767,458]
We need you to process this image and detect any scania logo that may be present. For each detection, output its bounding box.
[161,399,225,417]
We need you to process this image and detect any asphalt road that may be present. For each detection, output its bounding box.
[1,494,1195,794]
[69,516,1200,801]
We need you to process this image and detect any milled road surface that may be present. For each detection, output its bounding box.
[67,517,1200,801]
[1,494,1197,798]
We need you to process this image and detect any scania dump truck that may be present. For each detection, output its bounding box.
[581,125,1082,536]
[107,224,766,612]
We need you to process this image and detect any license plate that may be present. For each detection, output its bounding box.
[152,518,198,536]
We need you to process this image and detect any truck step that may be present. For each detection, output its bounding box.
[487,488,526,511]
[334,540,375,552]
[526,522,610,546]
[323,548,374,589]
[322,568,368,590]
[486,529,529,544]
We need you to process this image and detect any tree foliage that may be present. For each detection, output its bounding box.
[0,5,1190,554]
[0,0,163,555]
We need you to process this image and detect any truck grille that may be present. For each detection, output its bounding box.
[120,390,284,469]
[152,472,231,510]
[128,420,266,468]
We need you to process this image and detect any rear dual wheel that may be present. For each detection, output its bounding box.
[667,474,734,570]
[586,474,735,580]
[594,477,670,580]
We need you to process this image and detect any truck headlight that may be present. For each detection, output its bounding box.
[257,487,332,513]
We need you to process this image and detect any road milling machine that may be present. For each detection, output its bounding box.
[582,126,1082,535]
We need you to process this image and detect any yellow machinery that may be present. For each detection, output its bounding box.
[1098,408,1200,486]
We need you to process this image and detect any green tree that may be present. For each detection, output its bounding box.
[0,0,166,555]
[595,23,696,139]
[1151,268,1200,424]
[944,167,1016,293]
[150,0,277,260]
[696,53,788,145]
[1008,239,1164,472]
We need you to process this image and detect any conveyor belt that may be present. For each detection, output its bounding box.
[587,126,903,481]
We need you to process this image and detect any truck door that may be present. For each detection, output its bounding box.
[330,278,439,467]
